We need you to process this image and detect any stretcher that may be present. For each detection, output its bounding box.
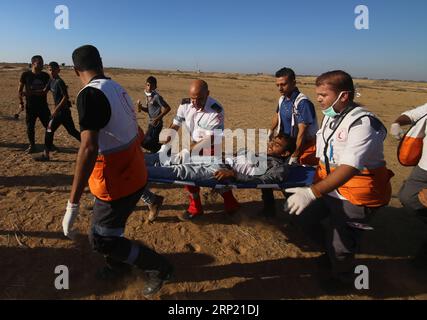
[147,165,316,190]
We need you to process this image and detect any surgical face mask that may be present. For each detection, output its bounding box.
[322,91,346,118]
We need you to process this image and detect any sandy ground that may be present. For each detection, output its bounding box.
[1,64,427,300]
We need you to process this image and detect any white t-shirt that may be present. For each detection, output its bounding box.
[402,103,427,170]
[173,96,224,143]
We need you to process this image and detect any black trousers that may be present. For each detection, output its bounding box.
[293,195,374,274]
[142,122,163,153]
[25,105,51,146]
[44,108,80,150]
[261,189,276,216]
[89,187,171,276]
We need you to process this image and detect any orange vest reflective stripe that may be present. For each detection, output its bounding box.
[315,162,394,207]
[397,114,427,166]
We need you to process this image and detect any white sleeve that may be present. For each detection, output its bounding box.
[173,104,186,127]
[402,103,427,123]
[339,117,386,170]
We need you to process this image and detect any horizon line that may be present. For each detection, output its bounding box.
[1,61,426,84]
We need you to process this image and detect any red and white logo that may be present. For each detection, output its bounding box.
[336,129,348,142]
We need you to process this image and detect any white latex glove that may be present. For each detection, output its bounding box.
[62,201,79,240]
[170,149,191,164]
[288,157,299,166]
[284,187,317,215]
[390,123,403,140]
[158,143,171,154]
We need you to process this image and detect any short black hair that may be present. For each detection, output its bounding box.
[316,70,355,101]
[275,133,297,155]
[48,61,60,70]
[146,76,157,87]
[275,67,296,81]
[31,55,43,64]
[72,45,103,72]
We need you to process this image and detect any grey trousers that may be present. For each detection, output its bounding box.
[145,152,227,182]
[293,195,373,274]
[399,165,427,213]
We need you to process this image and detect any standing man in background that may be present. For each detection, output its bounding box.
[18,55,51,154]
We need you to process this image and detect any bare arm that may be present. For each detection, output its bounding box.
[157,102,172,121]
[159,124,180,144]
[190,135,215,153]
[18,83,25,105]
[69,130,99,204]
[293,123,308,158]
[52,93,70,116]
[270,114,279,139]
[136,100,149,113]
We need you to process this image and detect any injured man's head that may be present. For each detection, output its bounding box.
[267,134,296,158]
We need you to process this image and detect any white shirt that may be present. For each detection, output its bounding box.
[316,106,387,199]
[173,96,225,143]
[402,103,427,170]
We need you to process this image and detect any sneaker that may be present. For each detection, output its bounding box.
[34,154,50,162]
[147,195,164,222]
[26,145,37,154]
[178,210,202,222]
[142,268,173,297]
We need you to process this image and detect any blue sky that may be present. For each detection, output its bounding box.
[0,0,426,81]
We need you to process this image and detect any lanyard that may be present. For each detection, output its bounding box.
[322,106,355,174]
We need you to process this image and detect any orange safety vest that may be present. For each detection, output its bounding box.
[79,78,148,202]
[397,114,427,167]
[89,129,147,202]
[316,106,393,207]
[315,162,394,208]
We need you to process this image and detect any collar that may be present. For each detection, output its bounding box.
[284,88,300,102]
[89,74,110,83]
[145,90,157,97]
[333,103,358,119]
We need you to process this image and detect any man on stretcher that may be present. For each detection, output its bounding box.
[145,133,296,185]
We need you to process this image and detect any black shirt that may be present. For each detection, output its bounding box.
[48,76,71,108]
[77,76,111,132]
[20,71,50,107]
